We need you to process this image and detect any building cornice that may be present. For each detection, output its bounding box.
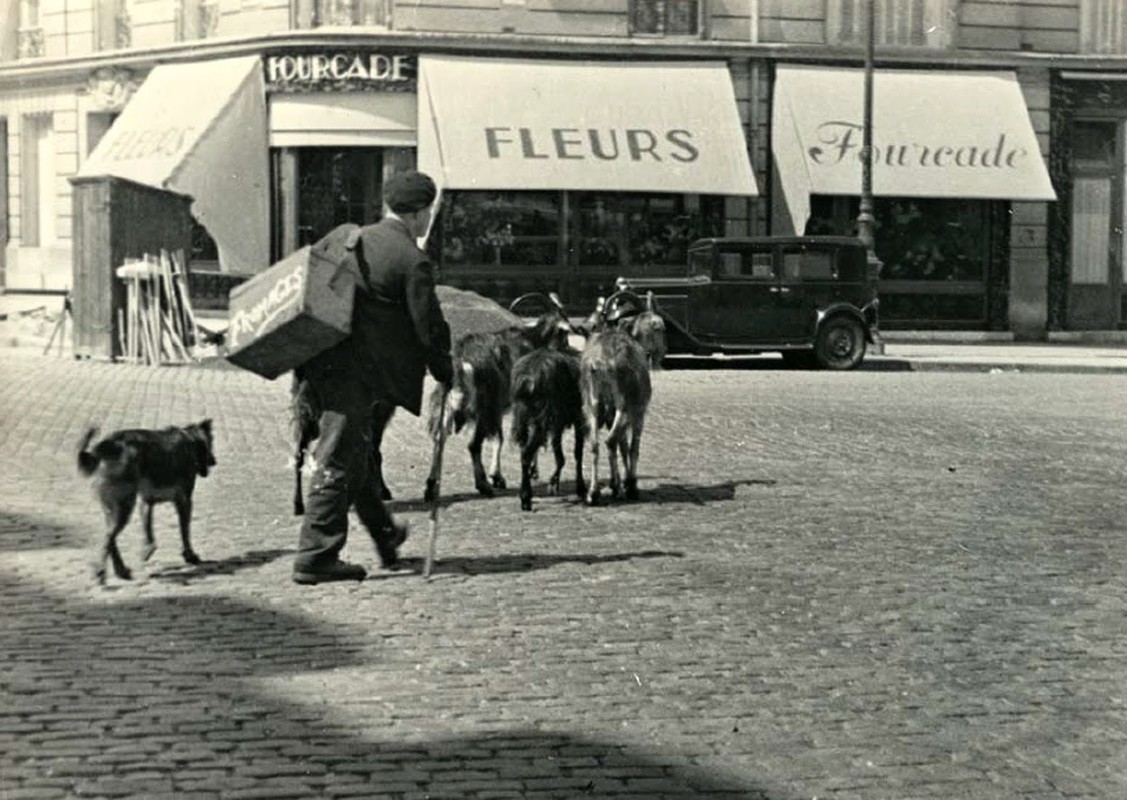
[1,28,1125,89]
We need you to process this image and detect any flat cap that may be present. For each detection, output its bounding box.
[384,171,437,214]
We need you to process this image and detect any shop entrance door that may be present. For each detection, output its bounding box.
[1067,120,1124,329]
[296,148,384,247]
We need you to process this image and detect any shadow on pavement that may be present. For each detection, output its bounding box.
[389,487,520,513]
[640,479,778,506]
[395,549,683,578]
[1,572,773,798]
[0,510,88,551]
[392,479,776,513]
[147,548,293,584]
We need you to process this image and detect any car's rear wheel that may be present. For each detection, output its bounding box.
[814,316,867,370]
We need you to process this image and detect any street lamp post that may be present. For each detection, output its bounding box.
[857,0,884,352]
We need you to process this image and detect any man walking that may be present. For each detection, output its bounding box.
[293,171,453,585]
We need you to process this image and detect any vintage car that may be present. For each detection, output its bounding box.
[612,236,880,370]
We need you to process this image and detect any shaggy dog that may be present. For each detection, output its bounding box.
[77,420,216,584]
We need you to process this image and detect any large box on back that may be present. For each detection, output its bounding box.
[225,243,356,380]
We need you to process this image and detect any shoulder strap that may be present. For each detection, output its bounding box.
[345,227,372,287]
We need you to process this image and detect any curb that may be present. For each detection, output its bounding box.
[864,357,1127,375]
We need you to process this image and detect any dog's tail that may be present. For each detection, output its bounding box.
[77,427,101,475]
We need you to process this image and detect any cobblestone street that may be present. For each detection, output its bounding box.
[1,349,1125,799]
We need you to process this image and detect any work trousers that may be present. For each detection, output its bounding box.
[294,372,398,573]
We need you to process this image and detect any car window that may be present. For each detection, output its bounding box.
[715,250,774,279]
[747,252,775,279]
[718,253,742,277]
[783,249,836,280]
[689,249,712,277]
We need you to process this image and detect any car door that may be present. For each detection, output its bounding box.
[687,244,780,344]
[776,244,834,341]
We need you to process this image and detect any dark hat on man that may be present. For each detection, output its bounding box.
[384,171,437,214]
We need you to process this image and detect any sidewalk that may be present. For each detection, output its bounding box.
[874,340,1127,373]
[4,291,1127,373]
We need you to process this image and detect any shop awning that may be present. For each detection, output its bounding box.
[417,55,758,196]
[77,56,270,274]
[269,92,417,148]
[772,65,1057,234]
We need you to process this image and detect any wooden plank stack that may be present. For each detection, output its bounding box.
[115,249,199,366]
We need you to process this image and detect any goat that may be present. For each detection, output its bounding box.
[588,291,666,369]
[623,293,667,369]
[510,347,587,511]
[291,374,394,516]
[579,295,655,505]
[424,299,572,503]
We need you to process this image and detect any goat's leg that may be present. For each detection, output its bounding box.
[547,430,565,496]
[624,418,644,501]
[423,426,444,504]
[468,426,493,497]
[519,429,545,512]
[293,447,306,516]
[175,495,201,565]
[605,410,629,499]
[489,432,506,490]
[584,407,602,506]
[573,425,587,500]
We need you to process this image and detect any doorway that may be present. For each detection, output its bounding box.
[1067,119,1124,329]
[296,148,384,247]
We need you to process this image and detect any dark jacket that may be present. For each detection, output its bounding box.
[305,218,453,416]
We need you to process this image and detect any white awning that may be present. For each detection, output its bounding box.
[417,55,758,196]
[269,92,417,148]
[78,56,270,274]
[772,65,1057,234]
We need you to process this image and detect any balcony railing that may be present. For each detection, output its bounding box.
[297,0,391,29]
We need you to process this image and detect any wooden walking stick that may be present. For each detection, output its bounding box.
[423,385,449,580]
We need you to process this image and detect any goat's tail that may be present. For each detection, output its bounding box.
[76,427,101,476]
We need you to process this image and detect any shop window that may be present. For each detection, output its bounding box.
[439,190,722,275]
[295,0,390,28]
[807,194,1001,327]
[826,0,953,48]
[630,0,701,37]
[1072,120,1117,168]
[190,222,219,270]
[96,0,131,50]
[1081,0,1127,54]
[808,196,991,283]
[177,0,219,41]
[443,192,560,269]
[575,193,722,273]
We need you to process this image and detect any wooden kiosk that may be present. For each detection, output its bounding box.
[69,175,193,360]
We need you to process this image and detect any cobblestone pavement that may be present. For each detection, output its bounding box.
[1,349,1125,800]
